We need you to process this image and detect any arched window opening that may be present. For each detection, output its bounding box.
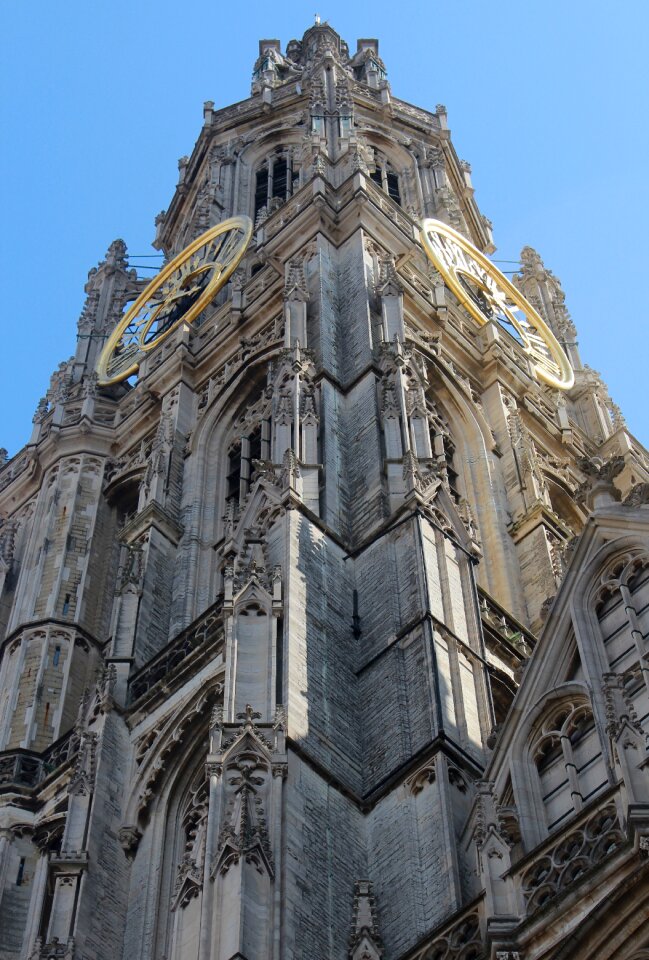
[594,554,649,733]
[156,759,211,959]
[226,439,242,506]
[254,169,269,220]
[369,153,401,206]
[532,701,607,832]
[273,156,288,198]
[108,476,141,527]
[629,559,649,636]
[490,671,517,726]
[546,479,584,538]
[443,436,460,501]
[597,585,634,674]
[177,771,209,885]
[226,422,265,510]
[254,152,300,222]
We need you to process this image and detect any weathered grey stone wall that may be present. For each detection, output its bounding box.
[0,833,38,959]
[74,713,131,960]
[341,375,386,543]
[367,777,460,956]
[135,529,177,667]
[284,755,365,959]
[359,624,435,791]
[286,511,360,789]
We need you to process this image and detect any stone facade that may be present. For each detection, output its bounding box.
[1,21,649,960]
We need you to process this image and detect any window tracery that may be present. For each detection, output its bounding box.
[369,151,401,205]
[253,150,300,224]
[171,768,209,911]
[226,425,263,507]
[223,382,272,513]
[594,552,649,729]
[531,700,607,831]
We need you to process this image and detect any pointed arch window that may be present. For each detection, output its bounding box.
[427,415,461,502]
[226,424,263,508]
[532,701,607,831]
[155,760,211,959]
[254,152,300,222]
[369,153,401,206]
[595,554,649,729]
[442,435,460,501]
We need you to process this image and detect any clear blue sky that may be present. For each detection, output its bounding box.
[1,0,648,455]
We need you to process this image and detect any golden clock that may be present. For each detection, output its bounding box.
[419,218,574,390]
[96,216,253,386]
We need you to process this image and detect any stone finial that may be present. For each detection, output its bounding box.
[32,397,49,423]
[514,246,577,340]
[377,254,403,297]
[236,704,262,728]
[576,455,625,509]
[284,255,309,302]
[105,238,128,268]
[349,880,383,960]
[602,672,644,740]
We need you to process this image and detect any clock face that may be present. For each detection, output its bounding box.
[96,216,253,386]
[419,218,574,390]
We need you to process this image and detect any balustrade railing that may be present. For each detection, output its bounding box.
[128,602,224,704]
[514,794,625,915]
[478,588,536,656]
[0,729,78,792]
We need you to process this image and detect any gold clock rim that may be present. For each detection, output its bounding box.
[96,216,253,386]
[419,218,574,391]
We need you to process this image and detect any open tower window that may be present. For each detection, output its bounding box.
[369,154,401,206]
[254,153,299,221]
[225,424,264,508]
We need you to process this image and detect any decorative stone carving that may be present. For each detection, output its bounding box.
[284,254,310,302]
[415,911,484,960]
[118,825,143,860]
[134,692,214,817]
[30,937,76,960]
[603,672,644,741]
[349,880,383,960]
[405,759,436,795]
[520,804,624,912]
[474,780,519,850]
[576,455,625,508]
[514,246,577,341]
[209,703,287,884]
[624,483,649,507]
[68,730,98,797]
[171,769,209,910]
[377,254,403,297]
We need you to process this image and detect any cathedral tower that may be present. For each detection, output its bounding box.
[1,22,649,960]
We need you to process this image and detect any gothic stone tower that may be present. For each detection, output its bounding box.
[1,22,649,960]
